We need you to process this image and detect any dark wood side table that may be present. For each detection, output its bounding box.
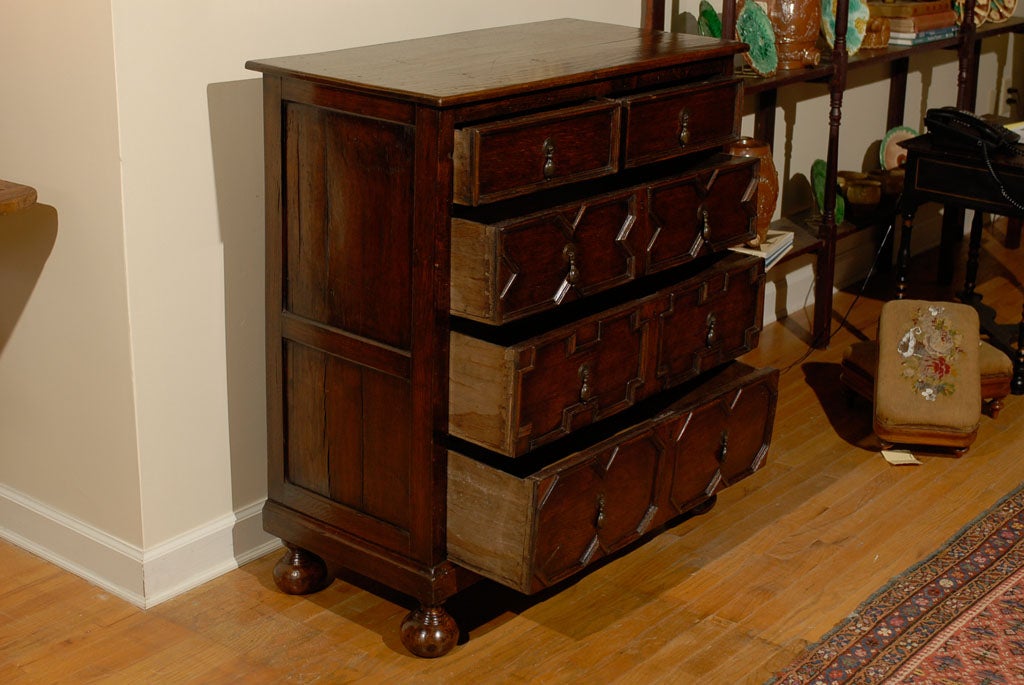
[895,134,1024,394]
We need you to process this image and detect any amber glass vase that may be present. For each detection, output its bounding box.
[727,137,779,247]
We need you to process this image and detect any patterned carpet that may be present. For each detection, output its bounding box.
[769,483,1024,684]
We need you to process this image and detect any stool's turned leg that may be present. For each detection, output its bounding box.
[938,207,964,285]
[895,212,915,300]
[401,604,459,658]
[960,210,984,302]
[1007,216,1022,249]
[273,543,330,595]
[1014,303,1024,395]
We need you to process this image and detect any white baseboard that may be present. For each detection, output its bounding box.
[0,483,280,609]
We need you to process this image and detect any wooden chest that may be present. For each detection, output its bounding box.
[247,19,775,658]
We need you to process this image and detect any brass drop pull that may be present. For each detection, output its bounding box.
[542,138,556,179]
[578,363,593,402]
[563,243,580,285]
[705,312,717,348]
[678,109,691,146]
[717,430,729,464]
[595,494,606,529]
[701,209,711,241]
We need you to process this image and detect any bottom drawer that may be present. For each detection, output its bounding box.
[447,362,778,593]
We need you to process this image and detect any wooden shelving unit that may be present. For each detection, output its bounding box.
[642,0,1024,346]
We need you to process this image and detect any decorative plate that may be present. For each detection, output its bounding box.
[880,126,918,170]
[954,0,991,25]
[698,0,723,37]
[821,0,871,55]
[988,0,1016,23]
[736,0,778,77]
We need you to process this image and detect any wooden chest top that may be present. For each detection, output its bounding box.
[245,18,745,107]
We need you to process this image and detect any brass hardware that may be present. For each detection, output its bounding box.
[563,243,580,285]
[595,494,606,529]
[701,209,711,241]
[717,430,729,463]
[542,138,556,179]
[705,312,717,348]
[578,363,592,402]
[678,109,691,146]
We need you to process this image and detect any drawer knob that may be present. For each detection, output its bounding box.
[705,313,717,348]
[595,494,606,530]
[717,430,729,464]
[542,138,556,179]
[678,109,691,147]
[701,209,711,241]
[578,363,593,402]
[563,243,580,285]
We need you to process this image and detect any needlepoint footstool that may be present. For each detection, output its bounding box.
[871,299,982,456]
[841,338,1012,419]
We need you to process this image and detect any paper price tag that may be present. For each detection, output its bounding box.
[882,449,921,465]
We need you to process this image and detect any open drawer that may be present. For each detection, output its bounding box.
[447,362,778,593]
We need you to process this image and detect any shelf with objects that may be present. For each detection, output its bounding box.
[642,0,1024,348]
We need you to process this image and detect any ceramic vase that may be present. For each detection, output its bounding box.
[766,0,821,69]
[728,137,778,246]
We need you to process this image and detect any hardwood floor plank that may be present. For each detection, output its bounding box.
[1,227,1021,682]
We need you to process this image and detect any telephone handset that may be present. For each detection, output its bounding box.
[925,106,1020,152]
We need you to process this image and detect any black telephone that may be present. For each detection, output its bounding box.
[925,106,1020,151]
[925,106,1024,212]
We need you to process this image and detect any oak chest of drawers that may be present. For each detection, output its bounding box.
[247,18,778,658]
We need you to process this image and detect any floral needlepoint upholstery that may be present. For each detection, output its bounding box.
[874,300,981,454]
[841,338,1012,418]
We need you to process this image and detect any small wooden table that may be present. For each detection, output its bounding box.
[895,134,1024,394]
[0,179,37,215]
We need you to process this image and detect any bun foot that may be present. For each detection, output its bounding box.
[273,543,329,595]
[400,605,459,658]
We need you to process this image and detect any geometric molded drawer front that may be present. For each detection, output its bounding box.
[644,156,758,273]
[622,78,742,168]
[450,155,757,325]
[450,190,639,325]
[453,100,621,206]
[654,255,765,388]
[449,253,765,457]
[665,365,778,515]
[447,362,778,593]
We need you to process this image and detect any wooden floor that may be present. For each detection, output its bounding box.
[3,223,1023,683]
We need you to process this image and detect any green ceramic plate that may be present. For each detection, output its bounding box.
[880,126,918,170]
[736,0,778,77]
[698,0,723,38]
[821,0,871,55]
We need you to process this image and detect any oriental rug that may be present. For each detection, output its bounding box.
[769,483,1024,684]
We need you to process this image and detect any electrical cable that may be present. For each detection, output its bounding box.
[778,215,896,375]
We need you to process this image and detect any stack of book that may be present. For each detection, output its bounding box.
[868,0,959,46]
[730,229,794,271]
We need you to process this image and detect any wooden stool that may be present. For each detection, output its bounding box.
[842,339,1013,419]
[871,300,982,456]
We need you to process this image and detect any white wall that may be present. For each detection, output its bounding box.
[0,0,636,606]
[0,0,1017,606]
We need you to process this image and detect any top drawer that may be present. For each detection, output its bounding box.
[453,100,621,206]
[622,78,742,168]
